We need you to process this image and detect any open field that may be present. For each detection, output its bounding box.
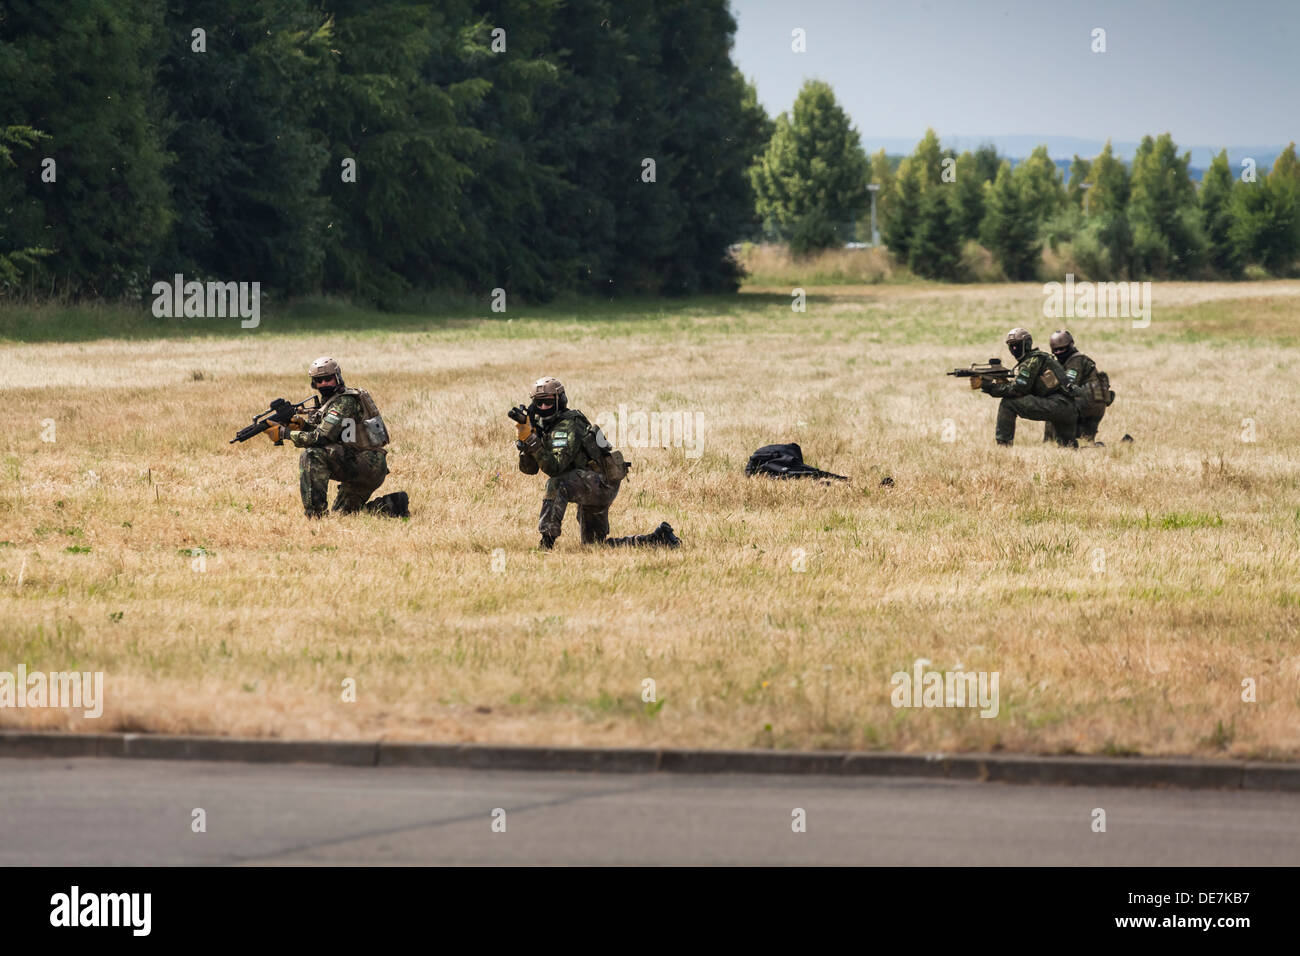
[2,281,1300,758]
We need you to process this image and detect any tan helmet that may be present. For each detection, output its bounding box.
[529,376,567,421]
[1049,329,1075,357]
[531,376,564,400]
[1005,327,1033,359]
[308,356,344,390]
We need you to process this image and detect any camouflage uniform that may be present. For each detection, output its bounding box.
[519,408,620,543]
[982,348,1078,445]
[289,391,388,516]
[1044,349,1106,443]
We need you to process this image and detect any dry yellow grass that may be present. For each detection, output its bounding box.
[2,281,1300,758]
[737,242,901,286]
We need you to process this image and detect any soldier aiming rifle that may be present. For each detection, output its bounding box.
[949,329,1078,446]
[233,357,409,519]
[510,376,679,550]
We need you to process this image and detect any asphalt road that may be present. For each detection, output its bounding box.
[1,757,1296,865]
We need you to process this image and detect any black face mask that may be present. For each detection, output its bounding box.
[532,399,557,423]
[314,377,340,399]
[1053,346,1075,362]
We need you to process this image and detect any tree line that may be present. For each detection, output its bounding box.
[751,80,1300,281]
[4,7,1294,305]
[0,0,768,303]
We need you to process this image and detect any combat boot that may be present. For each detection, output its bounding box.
[605,522,679,548]
[364,491,409,518]
[539,533,556,551]
[653,522,680,548]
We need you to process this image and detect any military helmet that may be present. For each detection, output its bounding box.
[1005,327,1033,360]
[1049,329,1075,358]
[529,376,567,424]
[531,376,565,403]
[308,356,344,392]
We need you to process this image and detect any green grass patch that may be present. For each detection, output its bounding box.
[0,293,785,344]
[1155,511,1224,530]
[1114,510,1224,530]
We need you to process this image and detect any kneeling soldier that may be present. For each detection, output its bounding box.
[1044,329,1111,446]
[511,377,678,550]
[979,328,1078,446]
[266,357,408,519]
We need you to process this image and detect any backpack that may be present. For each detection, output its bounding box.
[322,387,389,448]
[573,411,630,481]
[351,387,391,446]
[745,443,848,482]
[1077,367,1114,410]
[1097,369,1115,406]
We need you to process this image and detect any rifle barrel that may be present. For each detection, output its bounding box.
[231,395,315,444]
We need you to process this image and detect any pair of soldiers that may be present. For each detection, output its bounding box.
[270,359,677,550]
[976,328,1109,446]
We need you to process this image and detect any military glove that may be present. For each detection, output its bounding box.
[265,422,289,443]
[979,378,998,395]
[507,404,533,441]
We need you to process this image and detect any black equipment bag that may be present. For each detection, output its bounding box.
[745,443,848,481]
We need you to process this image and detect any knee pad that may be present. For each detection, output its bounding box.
[300,447,327,468]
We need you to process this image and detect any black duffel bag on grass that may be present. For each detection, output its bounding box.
[744,443,848,482]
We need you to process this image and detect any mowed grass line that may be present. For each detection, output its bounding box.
[1,282,1299,758]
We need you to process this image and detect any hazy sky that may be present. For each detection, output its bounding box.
[730,0,1298,149]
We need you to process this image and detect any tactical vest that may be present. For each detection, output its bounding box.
[1021,350,1070,397]
[315,387,390,450]
[551,409,629,482]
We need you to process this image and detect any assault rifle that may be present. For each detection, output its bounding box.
[230,395,320,444]
[947,358,1014,389]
